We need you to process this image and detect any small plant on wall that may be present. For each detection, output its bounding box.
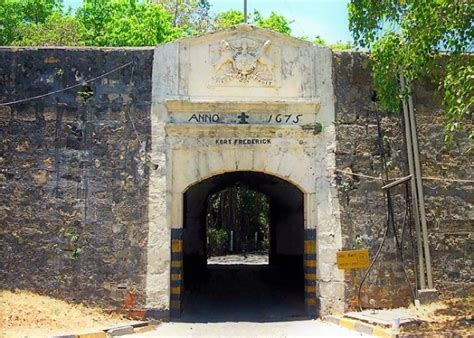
[65,231,82,259]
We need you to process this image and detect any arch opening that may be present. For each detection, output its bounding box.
[180,171,306,321]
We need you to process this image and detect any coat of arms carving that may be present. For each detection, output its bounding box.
[211,38,276,86]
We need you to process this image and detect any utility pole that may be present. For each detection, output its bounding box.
[244,0,248,23]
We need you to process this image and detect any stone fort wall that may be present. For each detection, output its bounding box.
[0,47,471,313]
[0,48,154,308]
[333,52,472,309]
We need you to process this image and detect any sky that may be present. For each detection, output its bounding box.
[62,0,353,44]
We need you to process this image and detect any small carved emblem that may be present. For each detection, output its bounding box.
[213,38,275,86]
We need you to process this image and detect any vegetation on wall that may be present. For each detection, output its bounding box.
[313,34,353,50]
[348,0,473,140]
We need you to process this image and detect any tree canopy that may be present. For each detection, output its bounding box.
[349,0,473,139]
[0,0,354,52]
[0,0,60,45]
[213,9,245,31]
[213,9,293,36]
[76,0,181,46]
[1,0,299,46]
[154,0,213,36]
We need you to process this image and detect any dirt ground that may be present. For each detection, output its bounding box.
[401,296,473,336]
[0,289,134,337]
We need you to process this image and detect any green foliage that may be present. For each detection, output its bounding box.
[207,228,229,257]
[313,122,323,134]
[314,35,353,50]
[254,11,292,36]
[18,0,60,24]
[314,35,327,46]
[0,0,59,45]
[348,0,473,139]
[213,9,245,31]
[206,186,270,255]
[65,231,82,259]
[76,0,182,46]
[12,11,85,46]
[77,85,94,101]
[329,41,353,51]
[0,0,347,67]
[155,0,212,36]
[213,9,292,36]
[0,0,21,45]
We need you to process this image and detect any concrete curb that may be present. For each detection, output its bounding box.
[325,316,396,337]
[48,321,156,338]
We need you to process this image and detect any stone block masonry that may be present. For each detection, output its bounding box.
[0,47,154,309]
[333,51,473,309]
[0,36,471,317]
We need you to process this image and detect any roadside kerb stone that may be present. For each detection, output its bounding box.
[325,315,395,337]
[47,322,154,338]
[106,325,134,337]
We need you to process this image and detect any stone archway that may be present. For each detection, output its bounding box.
[171,171,315,320]
[146,25,345,319]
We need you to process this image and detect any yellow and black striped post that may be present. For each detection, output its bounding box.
[170,228,183,318]
[304,229,318,316]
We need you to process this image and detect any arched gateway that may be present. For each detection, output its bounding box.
[181,171,306,320]
[146,25,344,319]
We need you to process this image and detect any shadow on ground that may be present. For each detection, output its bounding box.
[179,264,307,323]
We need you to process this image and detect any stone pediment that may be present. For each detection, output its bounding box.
[152,24,332,127]
[158,24,326,101]
[184,25,314,89]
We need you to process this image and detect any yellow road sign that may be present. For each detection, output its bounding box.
[336,249,370,270]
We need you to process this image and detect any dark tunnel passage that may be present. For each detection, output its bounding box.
[181,171,306,322]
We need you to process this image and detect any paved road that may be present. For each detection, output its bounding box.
[126,255,369,337]
[125,320,369,337]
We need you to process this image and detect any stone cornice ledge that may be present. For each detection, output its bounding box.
[164,98,320,114]
[165,123,316,137]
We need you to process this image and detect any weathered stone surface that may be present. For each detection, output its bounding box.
[0,47,154,308]
[0,32,471,319]
[148,25,344,314]
[333,51,473,310]
[418,289,439,304]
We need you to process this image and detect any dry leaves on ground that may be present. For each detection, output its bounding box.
[0,289,133,337]
[401,296,473,336]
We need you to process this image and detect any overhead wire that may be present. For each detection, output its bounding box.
[335,169,474,184]
[0,61,134,107]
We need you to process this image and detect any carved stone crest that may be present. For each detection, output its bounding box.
[212,38,275,86]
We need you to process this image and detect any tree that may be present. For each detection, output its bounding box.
[348,1,473,139]
[213,9,245,31]
[313,35,352,50]
[76,0,182,47]
[254,11,292,36]
[328,41,353,51]
[153,0,213,36]
[0,0,60,45]
[206,186,270,255]
[213,10,293,36]
[18,0,60,24]
[13,12,85,46]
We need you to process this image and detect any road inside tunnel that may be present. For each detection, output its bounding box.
[180,171,307,322]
